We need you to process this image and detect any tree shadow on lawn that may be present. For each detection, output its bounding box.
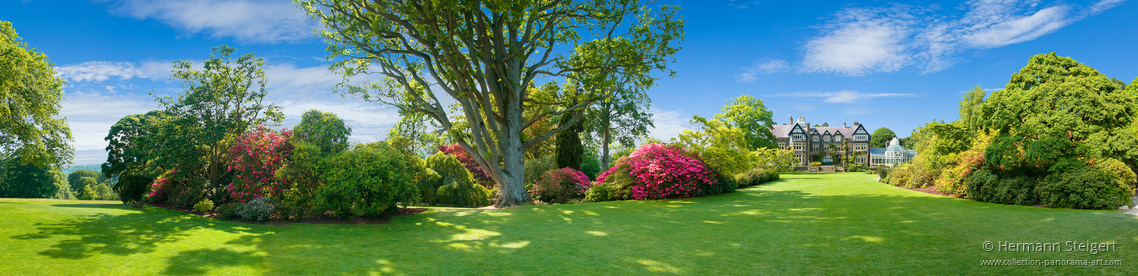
[12,205,269,261]
[234,188,1138,275]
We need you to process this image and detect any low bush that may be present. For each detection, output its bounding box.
[193,199,214,213]
[436,179,492,207]
[705,166,737,195]
[317,142,423,218]
[735,168,769,188]
[215,203,238,219]
[584,182,614,202]
[416,169,443,205]
[530,168,592,204]
[887,164,911,187]
[236,197,275,221]
[809,161,821,166]
[1037,159,1136,210]
[114,173,153,204]
[966,170,1039,206]
[593,159,636,201]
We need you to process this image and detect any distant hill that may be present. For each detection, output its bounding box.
[63,164,102,175]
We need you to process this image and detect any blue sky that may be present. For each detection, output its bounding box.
[2,0,1136,166]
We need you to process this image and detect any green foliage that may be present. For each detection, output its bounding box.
[294,109,351,154]
[1037,159,1136,210]
[555,111,585,170]
[592,157,637,201]
[965,170,1039,206]
[978,53,1138,174]
[524,156,557,186]
[735,168,773,188]
[752,147,796,172]
[421,152,488,207]
[102,110,168,186]
[317,142,423,217]
[580,149,602,180]
[299,0,684,208]
[193,199,215,213]
[959,86,986,131]
[705,166,737,196]
[673,116,755,176]
[714,95,777,150]
[436,181,492,207]
[215,203,238,219]
[870,128,896,148]
[0,21,73,168]
[150,45,283,201]
[0,155,71,199]
[583,182,615,203]
[115,173,153,203]
[389,112,442,158]
[809,161,821,166]
[67,170,107,192]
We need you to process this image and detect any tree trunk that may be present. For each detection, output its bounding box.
[493,81,529,209]
[601,110,612,170]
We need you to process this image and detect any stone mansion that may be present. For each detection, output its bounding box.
[770,115,915,167]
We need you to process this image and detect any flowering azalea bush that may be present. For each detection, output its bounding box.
[531,168,592,204]
[227,126,293,203]
[594,143,722,200]
[146,170,178,201]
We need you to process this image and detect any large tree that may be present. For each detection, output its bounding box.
[869,127,895,148]
[959,86,985,132]
[0,21,72,167]
[150,46,282,202]
[102,110,169,202]
[0,154,71,199]
[978,53,1138,173]
[299,0,684,207]
[714,95,776,150]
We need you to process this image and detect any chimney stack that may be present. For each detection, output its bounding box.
[790,117,793,125]
[854,122,860,126]
[844,122,848,128]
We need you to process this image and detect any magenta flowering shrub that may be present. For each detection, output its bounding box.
[227,126,293,202]
[145,169,183,202]
[530,168,592,204]
[595,143,721,200]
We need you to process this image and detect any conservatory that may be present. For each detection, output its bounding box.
[869,137,917,167]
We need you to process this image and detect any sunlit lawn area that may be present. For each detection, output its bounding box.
[3,173,1137,275]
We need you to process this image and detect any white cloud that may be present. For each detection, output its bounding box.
[1088,0,1128,15]
[56,61,147,82]
[775,0,1124,76]
[646,107,693,141]
[99,0,316,43]
[982,87,1004,92]
[60,91,159,152]
[736,59,789,82]
[792,104,813,112]
[800,7,915,76]
[771,90,915,103]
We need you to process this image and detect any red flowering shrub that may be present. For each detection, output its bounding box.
[438,144,493,186]
[595,143,721,200]
[530,168,592,204]
[227,126,293,203]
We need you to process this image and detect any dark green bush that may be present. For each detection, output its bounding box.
[767,168,780,181]
[436,180,491,207]
[237,197,275,221]
[735,168,769,188]
[966,170,1039,206]
[317,142,423,218]
[423,152,489,207]
[593,157,636,200]
[1037,159,1136,210]
[114,173,153,204]
[705,166,737,195]
[215,203,238,219]
[584,182,614,202]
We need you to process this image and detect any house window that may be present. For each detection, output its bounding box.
[813,135,819,142]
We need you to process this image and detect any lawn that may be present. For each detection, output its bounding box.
[3,173,1137,275]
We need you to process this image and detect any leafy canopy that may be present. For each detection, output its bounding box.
[0,21,73,167]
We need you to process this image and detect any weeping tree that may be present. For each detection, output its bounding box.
[299,0,684,207]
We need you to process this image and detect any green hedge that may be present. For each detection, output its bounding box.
[317,142,422,218]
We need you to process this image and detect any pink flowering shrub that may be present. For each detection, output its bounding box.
[594,143,723,200]
[227,126,293,203]
[146,169,183,202]
[530,168,592,204]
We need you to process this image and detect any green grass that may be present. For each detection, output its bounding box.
[3,173,1137,275]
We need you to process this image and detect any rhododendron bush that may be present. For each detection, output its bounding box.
[227,126,293,202]
[592,143,727,201]
[530,168,592,204]
[438,144,493,186]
